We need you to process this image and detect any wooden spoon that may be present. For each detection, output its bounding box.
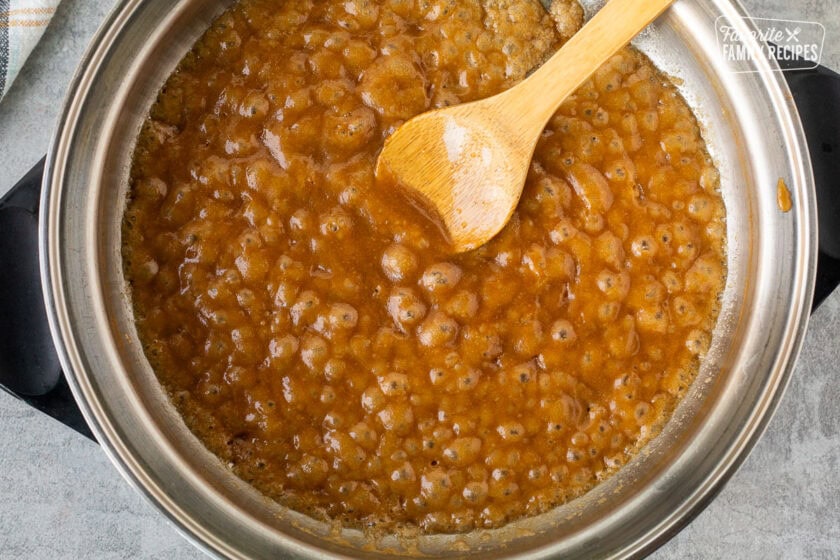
[375,0,675,252]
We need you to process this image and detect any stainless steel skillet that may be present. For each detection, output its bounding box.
[1,0,839,557]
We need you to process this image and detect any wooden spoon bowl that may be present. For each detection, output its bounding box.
[376,0,675,252]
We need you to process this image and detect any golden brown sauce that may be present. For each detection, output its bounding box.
[123,0,726,533]
[777,177,792,213]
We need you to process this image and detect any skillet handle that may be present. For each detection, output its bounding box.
[781,63,840,311]
[0,158,95,441]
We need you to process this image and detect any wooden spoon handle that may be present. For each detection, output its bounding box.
[501,0,675,130]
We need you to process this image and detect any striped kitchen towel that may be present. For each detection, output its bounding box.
[0,0,60,101]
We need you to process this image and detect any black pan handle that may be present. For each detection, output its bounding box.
[0,159,94,441]
[781,62,840,311]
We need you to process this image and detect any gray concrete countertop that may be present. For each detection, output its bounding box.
[1,1,838,558]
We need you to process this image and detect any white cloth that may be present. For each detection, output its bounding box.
[0,0,61,100]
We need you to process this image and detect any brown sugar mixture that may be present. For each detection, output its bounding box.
[123,0,727,533]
